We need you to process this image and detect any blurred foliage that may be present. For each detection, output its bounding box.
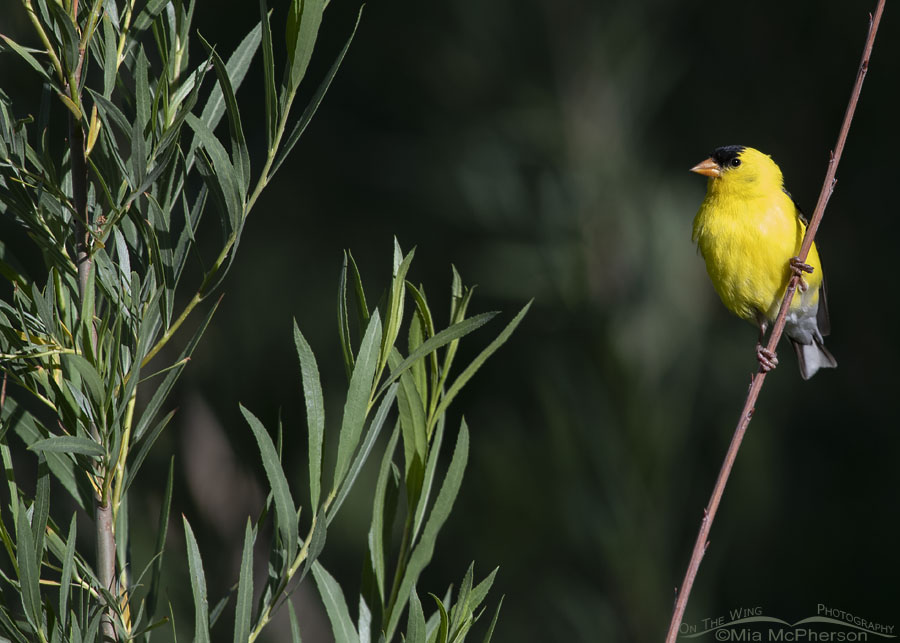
[2,0,899,641]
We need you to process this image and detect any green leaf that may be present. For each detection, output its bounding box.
[185,113,242,230]
[148,458,174,621]
[347,252,370,331]
[429,594,450,643]
[449,564,474,636]
[379,243,414,376]
[407,587,427,643]
[198,22,261,144]
[480,597,503,643]
[16,501,40,632]
[293,320,324,514]
[411,420,444,546]
[135,46,151,129]
[6,400,91,510]
[133,0,169,33]
[61,354,104,407]
[234,519,254,643]
[332,309,381,491]
[0,36,52,82]
[468,567,499,618]
[328,384,398,525]
[59,513,76,629]
[431,302,531,429]
[395,359,427,478]
[240,404,298,567]
[271,6,363,178]
[183,516,211,643]
[366,424,400,608]
[31,457,49,561]
[198,33,251,195]
[287,600,303,643]
[47,2,78,72]
[259,0,277,149]
[101,14,117,97]
[338,253,354,376]
[283,0,324,96]
[386,421,470,639]
[312,561,360,643]
[28,435,104,457]
[358,594,371,643]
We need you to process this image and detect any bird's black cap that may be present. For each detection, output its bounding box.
[711,145,746,167]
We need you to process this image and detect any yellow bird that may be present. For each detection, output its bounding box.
[690,145,836,379]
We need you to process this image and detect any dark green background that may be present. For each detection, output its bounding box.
[2,0,899,640]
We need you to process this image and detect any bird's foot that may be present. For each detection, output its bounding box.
[756,344,779,372]
[789,257,813,292]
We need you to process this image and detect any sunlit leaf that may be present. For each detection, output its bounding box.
[293,320,324,514]
[312,561,360,643]
[332,310,381,491]
[234,518,254,643]
[183,516,211,643]
[241,404,298,567]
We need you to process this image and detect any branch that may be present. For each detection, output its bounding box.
[665,2,885,640]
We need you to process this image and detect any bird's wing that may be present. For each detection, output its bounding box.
[817,275,831,337]
[782,186,809,226]
[782,187,830,335]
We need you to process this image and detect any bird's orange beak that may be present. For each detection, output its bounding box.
[690,158,720,178]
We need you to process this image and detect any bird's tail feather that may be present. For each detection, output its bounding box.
[791,336,837,380]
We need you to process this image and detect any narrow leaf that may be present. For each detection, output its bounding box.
[283,0,324,95]
[312,561,360,643]
[185,113,241,230]
[59,513,77,628]
[367,425,400,607]
[480,597,504,643]
[183,516,211,643]
[259,0,277,149]
[234,519,254,643]
[294,320,324,514]
[430,594,450,643]
[198,22,261,142]
[287,600,303,643]
[61,353,105,405]
[387,421,470,638]
[148,458,174,620]
[407,587,426,643]
[328,384,397,525]
[332,310,381,491]
[28,436,104,457]
[0,36,52,81]
[16,501,40,630]
[198,33,250,194]
[32,457,50,559]
[241,405,298,567]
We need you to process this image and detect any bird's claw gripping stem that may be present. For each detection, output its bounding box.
[789,257,814,292]
[756,344,779,372]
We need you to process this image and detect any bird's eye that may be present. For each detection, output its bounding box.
[730,157,742,168]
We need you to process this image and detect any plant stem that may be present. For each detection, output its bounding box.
[665,3,884,641]
[59,4,118,638]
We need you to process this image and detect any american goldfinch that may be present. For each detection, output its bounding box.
[690,145,837,379]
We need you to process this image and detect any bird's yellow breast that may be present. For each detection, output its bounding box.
[692,184,822,322]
